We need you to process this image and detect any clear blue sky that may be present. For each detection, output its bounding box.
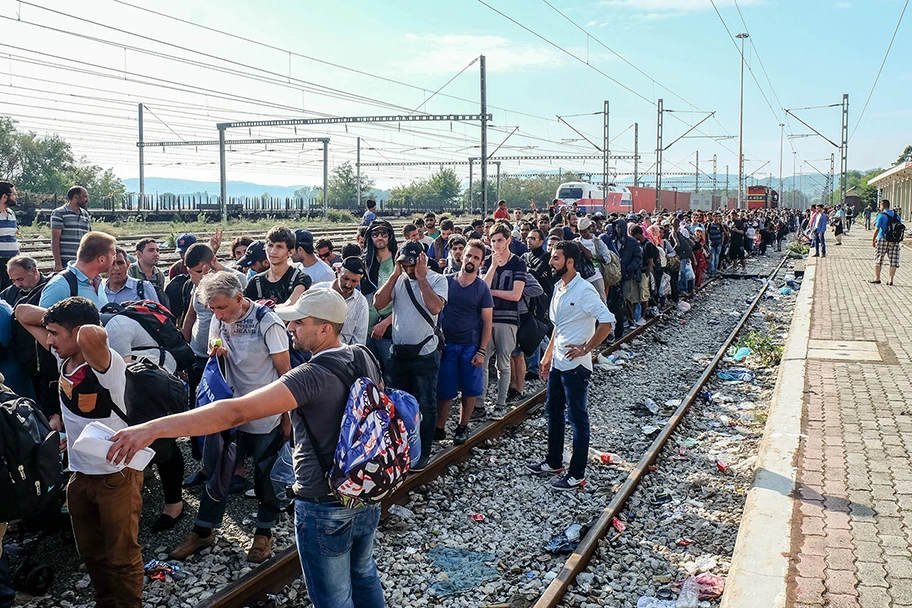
[0,0,908,190]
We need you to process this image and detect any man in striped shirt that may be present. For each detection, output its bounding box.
[50,186,92,272]
[0,181,19,291]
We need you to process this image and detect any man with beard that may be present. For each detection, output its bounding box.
[362,219,398,375]
[443,234,467,275]
[373,241,448,470]
[312,256,369,345]
[435,240,493,446]
[40,232,116,310]
[51,186,92,272]
[528,241,614,491]
[0,182,20,291]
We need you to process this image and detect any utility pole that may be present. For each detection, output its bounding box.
[480,55,488,217]
[655,98,663,212]
[830,153,835,205]
[356,137,361,209]
[468,158,474,211]
[138,103,145,209]
[495,161,501,202]
[218,126,227,221]
[840,93,849,206]
[725,165,729,205]
[736,32,749,209]
[603,100,609,210]
[322,140,329,219]
[694,150,699,194]
[712,154,717,208]
[633,122,639,186]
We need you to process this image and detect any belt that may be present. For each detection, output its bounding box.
[296,495,338,504]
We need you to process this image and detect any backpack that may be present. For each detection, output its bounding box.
[884,211,906,243]
[111,359,189,459]
[303,346,415,506]
[100,301,196,371]
[253,305,311,369]
[600,250,622,286]
[0,392,65,521]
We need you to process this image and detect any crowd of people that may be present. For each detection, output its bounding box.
[0,177,820,608]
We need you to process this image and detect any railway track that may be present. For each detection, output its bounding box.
[196,255,789,608]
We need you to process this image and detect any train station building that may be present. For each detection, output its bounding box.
[869,160,912,219]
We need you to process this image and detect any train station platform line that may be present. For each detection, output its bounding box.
[724,228,912,608]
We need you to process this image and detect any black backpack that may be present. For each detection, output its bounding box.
[111,359,189,458]
[884,211,906,243]
[0,392,65,521]
[100,301,196,371]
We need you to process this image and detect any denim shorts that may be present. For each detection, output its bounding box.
[437,343,484,401]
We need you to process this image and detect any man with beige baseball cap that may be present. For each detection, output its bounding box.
[107,287,387,607]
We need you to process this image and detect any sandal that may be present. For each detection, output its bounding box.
[869,280,881,284]
[888,281,894,286]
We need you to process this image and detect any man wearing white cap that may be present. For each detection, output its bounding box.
[107,287,386,608]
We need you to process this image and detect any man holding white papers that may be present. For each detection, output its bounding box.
[17,297,144,608]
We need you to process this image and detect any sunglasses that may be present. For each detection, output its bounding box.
[371,230,390,238]
[318,251,334,259]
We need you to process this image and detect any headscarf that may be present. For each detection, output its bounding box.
[646,224,663,246]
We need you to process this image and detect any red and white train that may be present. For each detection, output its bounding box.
[554,182,633,215]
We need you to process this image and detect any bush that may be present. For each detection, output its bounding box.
[327,209,356,224]
[737,331,783,366]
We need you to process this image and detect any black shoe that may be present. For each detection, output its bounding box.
[507,388,524,402]
[471,407,487,420]
[412,457,430,472]
[453,425,469,446]
[434,427,447,441]
[150,511,184,533]
[525,371,539,381]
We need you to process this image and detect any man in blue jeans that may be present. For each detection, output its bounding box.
[373,241,448,471]
[108,288,385,608]
[812,204,829,258]
[528,241,614,490]
[706,213,726,276]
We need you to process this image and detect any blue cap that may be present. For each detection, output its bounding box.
[176,233,197,253]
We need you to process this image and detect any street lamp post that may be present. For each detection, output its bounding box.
[736,32,749,210]
[672,186,678,210]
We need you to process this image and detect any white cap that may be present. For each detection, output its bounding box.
[274,288,348,324]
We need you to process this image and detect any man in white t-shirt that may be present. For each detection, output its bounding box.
[170,271,291,565]
[312,256,369,345]
[292,229,336,285]
[17,297,143,608]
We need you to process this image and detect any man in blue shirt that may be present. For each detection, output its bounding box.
[871,199,902,286]
[40,232,116,310]
[811,204,829,258]
[103,247,160,304]
[361,199,378,226]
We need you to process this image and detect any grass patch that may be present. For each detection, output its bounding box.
[787,241,809,255]
[737,330,783,367]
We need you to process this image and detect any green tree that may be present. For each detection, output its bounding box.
[426,168,462,208]
[896,145,912,165]
[327,162,374,209]
[293,185,318,200]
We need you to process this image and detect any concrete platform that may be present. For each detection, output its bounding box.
[723,227,911,608]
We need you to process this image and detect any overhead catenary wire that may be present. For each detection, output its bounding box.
[850,0,909,140]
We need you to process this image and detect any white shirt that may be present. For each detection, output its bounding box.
[297,259,336,285]
[549,274,615,372]
[57,348,129,475]
[313,281,369,345]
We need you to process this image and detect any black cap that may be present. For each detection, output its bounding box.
[295,229,313,249]
[366,199,377,209]
[397,241,424,265]
[340,256,366,275]
[236,240,267,268]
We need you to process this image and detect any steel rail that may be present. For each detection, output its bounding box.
[534,254,788,607]
[197,270,735,608]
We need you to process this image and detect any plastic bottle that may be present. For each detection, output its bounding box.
[388,504,414,519]
[589,448,620,464]
[675,577,700,608]
[637,598,676,608]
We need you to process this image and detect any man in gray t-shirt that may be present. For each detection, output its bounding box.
[108,288,386,608]
[372,241,447,470]
[169,271,292,565]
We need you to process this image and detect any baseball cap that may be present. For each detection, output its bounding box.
[176,233,197,253]
[340,256,366,275]
[274,288,348,324]
[578,217,594,231]
[295,229,314,250]
[397,241,424,265]
[235,240,267,268]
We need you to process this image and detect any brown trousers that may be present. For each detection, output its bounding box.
[67,470,144,608]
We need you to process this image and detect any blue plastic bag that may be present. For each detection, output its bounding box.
[198,357,237,502]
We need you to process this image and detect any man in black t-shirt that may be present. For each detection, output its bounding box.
[243,227,311,305]
[729,211,747,270]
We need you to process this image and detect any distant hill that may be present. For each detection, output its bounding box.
[122,178,390,201]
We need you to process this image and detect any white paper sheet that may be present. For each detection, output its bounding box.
[71,421,156,471]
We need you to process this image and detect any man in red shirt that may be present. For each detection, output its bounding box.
[493,200,509,220]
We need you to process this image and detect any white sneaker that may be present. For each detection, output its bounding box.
[635,318,648,327]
